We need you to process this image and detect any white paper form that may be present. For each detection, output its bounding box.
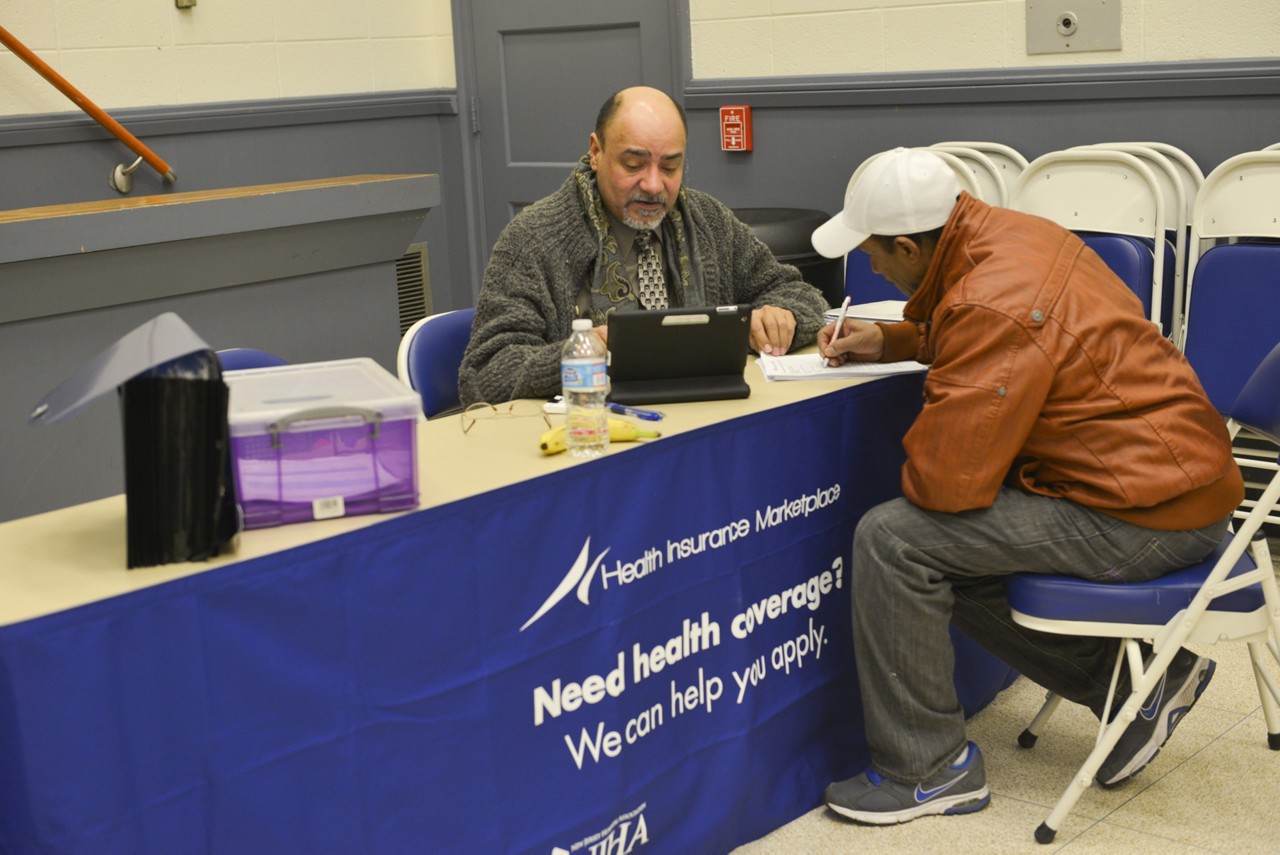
[756,354,928,382]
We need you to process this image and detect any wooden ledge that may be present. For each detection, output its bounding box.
[0,174,440,323]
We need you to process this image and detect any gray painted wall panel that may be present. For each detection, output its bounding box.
[682,90,1280,218]
[680,61,1280,215]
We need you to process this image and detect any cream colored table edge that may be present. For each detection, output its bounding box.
[1,354,888,627]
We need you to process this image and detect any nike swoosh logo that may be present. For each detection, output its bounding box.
[1140,674,1167,720]
[915,770,966,802]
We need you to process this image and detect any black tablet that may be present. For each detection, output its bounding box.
[606,304,752,405]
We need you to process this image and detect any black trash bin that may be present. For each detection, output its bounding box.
[734,207,845,308]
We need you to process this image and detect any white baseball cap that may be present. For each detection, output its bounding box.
[811,147,961,259]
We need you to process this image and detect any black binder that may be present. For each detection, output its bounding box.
[29,313,238,568]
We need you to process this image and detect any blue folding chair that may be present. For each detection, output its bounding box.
[396,308,476,418]
[1002,341,1280,844]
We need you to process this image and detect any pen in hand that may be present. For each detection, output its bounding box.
[825,296,851,367]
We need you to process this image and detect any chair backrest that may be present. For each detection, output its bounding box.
[1187,150,1280,247]
[1124,142,1204,210]
[1182,243,1280,412]
[217,348,289,371]
[396,307,476,418]
[1010,149,1167,331]
[1124,142,1204,345]
[933,140,1029,187]
[1181,150,1280,411]
[930,144,1009,206]
[1076,234,1156,316]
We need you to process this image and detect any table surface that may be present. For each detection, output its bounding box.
[0,353,889,627]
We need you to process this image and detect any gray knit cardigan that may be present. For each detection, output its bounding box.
[458,172,830,406]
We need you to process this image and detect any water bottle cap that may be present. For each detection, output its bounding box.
[571,318,592,331]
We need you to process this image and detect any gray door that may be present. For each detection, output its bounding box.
[466,0,680,255]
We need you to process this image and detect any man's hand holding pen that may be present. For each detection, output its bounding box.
[818,309,886,366]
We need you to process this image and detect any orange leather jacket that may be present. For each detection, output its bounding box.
[878,193,1242,530]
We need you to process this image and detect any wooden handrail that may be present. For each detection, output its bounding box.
[0,23,175,184]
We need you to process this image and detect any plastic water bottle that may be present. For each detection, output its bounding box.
[561,318,609,458]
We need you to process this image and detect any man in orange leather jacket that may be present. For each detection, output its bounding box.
[809,147,1243,826]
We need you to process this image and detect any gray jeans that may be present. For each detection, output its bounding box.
[850,487,1228,782]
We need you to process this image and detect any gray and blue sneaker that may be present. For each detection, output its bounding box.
[824,741,990,825]
[1096,650,1215,787]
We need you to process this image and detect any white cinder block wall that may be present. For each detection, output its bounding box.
[689,0,1280,78]
[0,0,455,116]
[2,1,1278,117]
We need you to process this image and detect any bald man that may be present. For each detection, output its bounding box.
[459,86,829,406]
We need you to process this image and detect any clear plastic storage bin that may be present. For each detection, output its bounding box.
[225,358,420,529]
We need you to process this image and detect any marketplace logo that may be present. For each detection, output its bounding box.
[520,537,610,632]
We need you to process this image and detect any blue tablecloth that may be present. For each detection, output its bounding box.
[0,374,1016,854]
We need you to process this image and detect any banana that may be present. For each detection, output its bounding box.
[539,425,568,455]
[539,417,661,455]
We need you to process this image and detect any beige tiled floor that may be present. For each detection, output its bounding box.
[733,553,1280,855]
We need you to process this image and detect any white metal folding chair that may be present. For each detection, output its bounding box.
[1010,149,1167,332]
[1004,339,1280,844]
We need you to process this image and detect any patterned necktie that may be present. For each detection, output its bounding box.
[634,231,668,310]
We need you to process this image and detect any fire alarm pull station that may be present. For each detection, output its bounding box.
[719,105,752,152]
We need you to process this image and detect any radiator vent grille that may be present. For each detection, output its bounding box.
[396,242,432,336]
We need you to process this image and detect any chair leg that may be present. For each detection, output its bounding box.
[1019,691,1063,748]
[1248,640,1280,749]
[1247,536,1280,748]
[1034,639,1177,844]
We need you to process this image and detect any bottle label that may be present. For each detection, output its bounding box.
[561,358,607,391]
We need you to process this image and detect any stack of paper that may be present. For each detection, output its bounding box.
[823,299,907,323]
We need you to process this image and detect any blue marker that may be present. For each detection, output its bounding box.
[606,402,664,421]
